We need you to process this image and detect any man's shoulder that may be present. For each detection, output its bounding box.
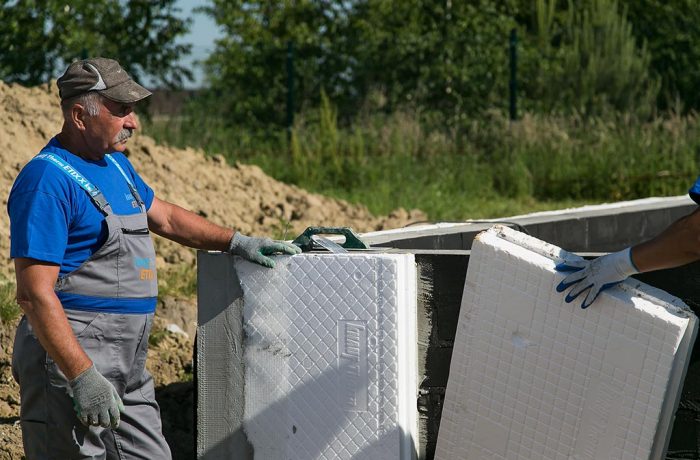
[11,153,75,198]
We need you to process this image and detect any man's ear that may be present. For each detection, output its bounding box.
[70,104,88,131]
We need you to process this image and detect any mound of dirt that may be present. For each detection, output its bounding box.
[0,80,425,459]
[0,80,425,278]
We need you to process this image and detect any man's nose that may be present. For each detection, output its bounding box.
[124,112,138,130]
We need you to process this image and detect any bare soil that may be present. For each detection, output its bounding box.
[0,80,426,459]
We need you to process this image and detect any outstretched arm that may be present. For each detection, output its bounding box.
[147,196,233,251]
[556,207,700,308]
[147,196,300,267]
[631,207,700,271]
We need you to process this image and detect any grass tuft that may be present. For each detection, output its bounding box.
[143,106,700,222]
[158,264,197,299]
[0,281,20,324]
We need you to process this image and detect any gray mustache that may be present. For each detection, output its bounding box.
[115,128,133,143]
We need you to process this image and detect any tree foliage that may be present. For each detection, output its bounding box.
[199,0,351,129]
[0,0,192,87]
[199,0,517,130]
[621,0,700,112]
[196,0,695,131]
[348,0,517,122]
[520,0,658,117]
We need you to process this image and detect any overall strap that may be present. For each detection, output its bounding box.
[105,154,146,211]
[34,153,112,215]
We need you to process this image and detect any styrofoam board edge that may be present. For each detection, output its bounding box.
[652,313,699,459]
[395,254,419,460]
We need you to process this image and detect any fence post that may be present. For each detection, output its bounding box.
[509,28,518,121]
[286,41,295,140]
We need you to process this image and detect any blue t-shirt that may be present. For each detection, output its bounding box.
[8,137,155,311]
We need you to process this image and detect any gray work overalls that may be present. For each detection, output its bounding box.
[12,153,172,460]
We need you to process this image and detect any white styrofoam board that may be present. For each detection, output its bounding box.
[235,253,418,459]
[435,225,697,460]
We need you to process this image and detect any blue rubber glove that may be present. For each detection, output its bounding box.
[227,232,301,268]
[69,364,124,429]
[555,248,639,309]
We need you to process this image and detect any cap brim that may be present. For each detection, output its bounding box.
[100,79,152,104]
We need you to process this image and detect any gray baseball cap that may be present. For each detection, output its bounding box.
[57,57,152,103]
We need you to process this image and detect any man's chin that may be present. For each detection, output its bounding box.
[111,139,130,151]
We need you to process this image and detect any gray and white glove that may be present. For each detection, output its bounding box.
[69,364,124,429]
[555,248,639,309]
[228,232,301,268]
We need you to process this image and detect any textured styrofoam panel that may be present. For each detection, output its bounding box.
[236,253,418,460]
[436,225,697,460]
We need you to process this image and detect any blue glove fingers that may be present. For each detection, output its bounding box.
[556,278,578,293]
[564,281,593,303]
[555,269,588,293]
[580,284,604,309]
[580,281,622,309]
[555,262,585,273]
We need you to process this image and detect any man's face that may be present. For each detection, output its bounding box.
[83,98,138,155]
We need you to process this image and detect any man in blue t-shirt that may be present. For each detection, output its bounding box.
[8,57,300,459]
[555,186,700,309]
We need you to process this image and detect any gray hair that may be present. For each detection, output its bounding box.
[61,91,104,117]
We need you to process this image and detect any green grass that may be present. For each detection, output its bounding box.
[158,263,197,299]
[143,106,700,222]
[0,281,20,323]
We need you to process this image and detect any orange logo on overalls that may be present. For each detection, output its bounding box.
[135,257,155,281]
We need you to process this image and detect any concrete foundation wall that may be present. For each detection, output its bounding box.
[362,196,695,253]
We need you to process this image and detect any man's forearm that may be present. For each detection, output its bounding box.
[148,198,233,251]
[18,293,92,381]
[632,208,700,272]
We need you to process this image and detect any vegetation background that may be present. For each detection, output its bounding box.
[3,0,700,222]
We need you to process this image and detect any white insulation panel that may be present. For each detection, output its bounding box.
[436,225,697,460]
[236,253,418,460]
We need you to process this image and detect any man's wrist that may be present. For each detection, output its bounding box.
[227,232,242,254]
[57,353,93,381]
[69,363,97,386]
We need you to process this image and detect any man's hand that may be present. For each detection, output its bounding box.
[228,232,301,268]
[555,248,639,309]
[69,365,124,429]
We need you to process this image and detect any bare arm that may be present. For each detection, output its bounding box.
[632,207,700,272]
[147,196,234,251]
[14,258,92,380]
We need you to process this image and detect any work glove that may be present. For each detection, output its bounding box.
[555,248,639,309]
[69,364,124,429]
[227,232,301,268]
